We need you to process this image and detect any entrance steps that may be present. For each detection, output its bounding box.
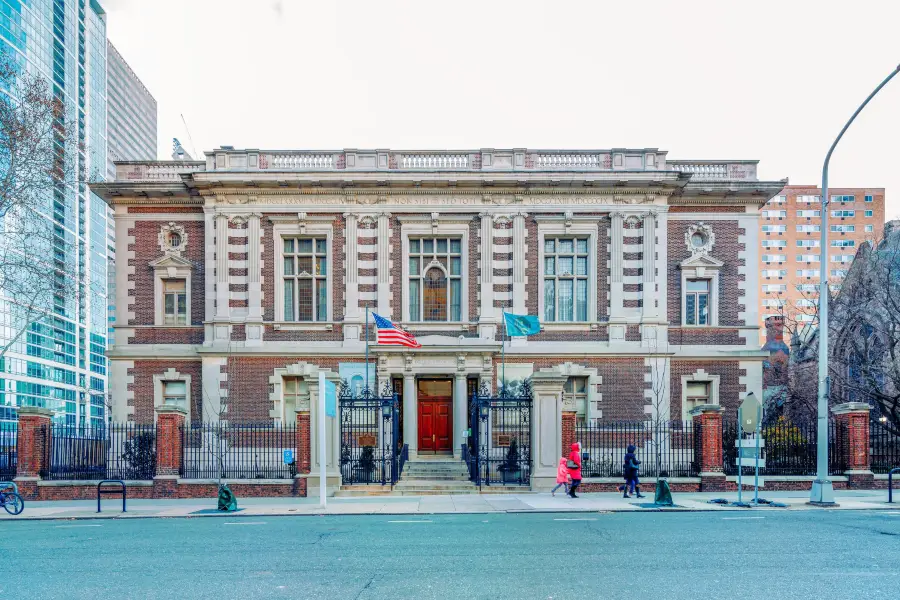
[334,458,532,496]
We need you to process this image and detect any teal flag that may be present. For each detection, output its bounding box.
[325,379,337,417]
[503,312,541,337]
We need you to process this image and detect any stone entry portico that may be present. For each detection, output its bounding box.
[375,344,497,460]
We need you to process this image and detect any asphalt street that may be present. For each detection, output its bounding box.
[2,510,898,599]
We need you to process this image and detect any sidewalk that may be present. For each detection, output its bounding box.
[2,489,898,520]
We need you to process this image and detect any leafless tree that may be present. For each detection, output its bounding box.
[0,60,79,364]
[645,333,672,484]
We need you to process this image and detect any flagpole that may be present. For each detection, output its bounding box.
[365,304,370,393]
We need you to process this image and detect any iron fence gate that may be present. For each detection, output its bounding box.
[339,382,401,486]
[467,381,532,486]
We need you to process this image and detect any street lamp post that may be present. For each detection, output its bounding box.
[810,63,900,505]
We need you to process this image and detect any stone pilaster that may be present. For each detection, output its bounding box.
[642,211,657,319]
[530,369,568,488]
[376,212,391,317]
[478,213,495,339]
[453,371,467,458]
[609,211,625,320]
[343,213,360,340]
[403,373,417,458]
[511,212,527,316]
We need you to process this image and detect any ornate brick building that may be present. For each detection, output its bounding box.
[91,147,784,489]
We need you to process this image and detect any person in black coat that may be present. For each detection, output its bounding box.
[619,444,645,499]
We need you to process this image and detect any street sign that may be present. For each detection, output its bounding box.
[739,395,762,434]
[283,449,294,465]
[738,447,761,459]
[736,458,766,468]
[735,438,766,448]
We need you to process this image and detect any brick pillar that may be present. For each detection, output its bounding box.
[832,402,873,489]
[690,404,726,492]
[153,406,186,497]
[561,412,577,457]
[13,406,53,500]
[294,409,310,497]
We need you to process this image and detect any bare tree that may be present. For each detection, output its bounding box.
[0,60,79,365]
[645,334,672,485]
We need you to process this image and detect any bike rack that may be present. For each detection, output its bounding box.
[889,468,900,504]
[97,480,126,513]
[0,481,17,495]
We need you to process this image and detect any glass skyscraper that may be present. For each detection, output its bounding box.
[0,0,109,427]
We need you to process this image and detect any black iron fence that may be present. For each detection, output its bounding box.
[0,421,15,479]
[468,383,532,486]
[723,417,844,476]
[47,423,157,480]
[339,385,400,486]
[181,422,297,480]
[871,421,900,474]
[578,420,700,479]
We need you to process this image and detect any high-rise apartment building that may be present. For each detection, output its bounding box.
[105,41,157,338]
[0,0,109,427]
[759,185,886,341]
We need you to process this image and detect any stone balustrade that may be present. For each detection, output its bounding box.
[115,161,206,182]
[400,153,470,169]
[668,160,758,181]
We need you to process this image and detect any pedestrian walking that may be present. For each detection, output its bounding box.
[551,457,571,496]
[567,442,582,498]
[619,444,645,498]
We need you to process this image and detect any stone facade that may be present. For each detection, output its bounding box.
[92,147,785,491]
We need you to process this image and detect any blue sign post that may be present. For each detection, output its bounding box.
[283,449,294,465]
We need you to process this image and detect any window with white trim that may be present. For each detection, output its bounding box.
[796,270,819,278]
[831,255,854,263]
[761,239,786,248]
[282,377,307,420]
[684,279,710,325]
[797,239,820,248]
[762,269,786,278]
[797,299,817,308]
[762,225,786,233]
[163,279,187,325]
[282,238,328,322]
[797,224,821,233]
[408,237,463,322]
[865,195,874,202]
[797,210,821,218]
[797,314,815,322]
[831,195,855,203]
[761,254,786,263]
[762,210,787,219]
[865,210,873,217]
[564,377,588,424]
[796,254,820,263]
[798,283,819,291]
[865,225,874,233]
[684,381,711,414]
[763,284,786,293]
[831,224,855,233]
[831,210,855,218]
[163,381,186,407]
[769,195,786,204]
[831,269,848,277]
[831,240,855,248]
[762,298,786,308]
[543,237,589,322]
[796,195,821,204]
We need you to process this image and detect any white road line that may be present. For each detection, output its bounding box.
[554,518,598,522]
[54,524,103,528]
[223,522,267,526]
[722,516,765,520]
[387,520,433,523]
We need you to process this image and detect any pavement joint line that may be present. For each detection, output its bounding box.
[53,524,102,528]
[553,518,597,521]
[387,520,433,523]
[722,516,765,520]
[223,522,267,525]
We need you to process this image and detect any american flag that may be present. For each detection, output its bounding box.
[373,313,421,348]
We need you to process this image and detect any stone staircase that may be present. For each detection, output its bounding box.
[334,457,531,497]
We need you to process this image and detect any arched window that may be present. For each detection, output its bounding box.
[423,267,447,321]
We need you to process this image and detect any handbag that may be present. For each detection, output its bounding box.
[566,459,579,469]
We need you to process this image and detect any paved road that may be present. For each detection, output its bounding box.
[3,511,898,599]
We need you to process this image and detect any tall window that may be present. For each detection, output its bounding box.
[408,238,462,321]
[283,377,306,419]
[684,381,711,414]
[163,279,187,325]
[283,238,327,322]
[544,238,588,322]
[684,279,710,325]
[163,381,186,407]
[564,377,588,424]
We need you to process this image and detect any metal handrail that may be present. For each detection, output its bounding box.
[97,480,126,513]
[889,468,900,504]
[0,481,17,495]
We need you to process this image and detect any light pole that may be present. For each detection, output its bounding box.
[810,63,900,505]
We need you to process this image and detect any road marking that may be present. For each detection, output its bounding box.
[387,520,433,523]
[722,516,765,520]
[223,522,267,526]
[554,518,598,522]
[55,524,103,528]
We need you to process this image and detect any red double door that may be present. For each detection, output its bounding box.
[417,379,452,454]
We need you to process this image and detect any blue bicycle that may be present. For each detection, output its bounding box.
[0,485,23,515]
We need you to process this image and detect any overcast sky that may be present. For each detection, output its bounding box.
[103,0,899,217]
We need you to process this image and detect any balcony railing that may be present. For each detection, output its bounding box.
[116,161,206,182]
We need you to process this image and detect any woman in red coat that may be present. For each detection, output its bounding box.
[567,442,582,498]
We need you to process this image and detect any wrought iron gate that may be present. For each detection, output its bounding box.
[467,380,532,486]
[339,382,401,486]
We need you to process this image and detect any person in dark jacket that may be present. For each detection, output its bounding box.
[620,444,645,498]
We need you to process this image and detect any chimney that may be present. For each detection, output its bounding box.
[765,315,785,343]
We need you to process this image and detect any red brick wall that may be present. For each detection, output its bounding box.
[670,328,744,346]
[128,361,203,423]
[670,361,746,420]
[128,219,205,328]
[131,328,204,345]
[667,219,745,328]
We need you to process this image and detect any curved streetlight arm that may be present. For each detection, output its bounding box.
[812,62,900,505]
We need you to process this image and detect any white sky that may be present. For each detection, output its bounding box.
[104,0,899,217]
